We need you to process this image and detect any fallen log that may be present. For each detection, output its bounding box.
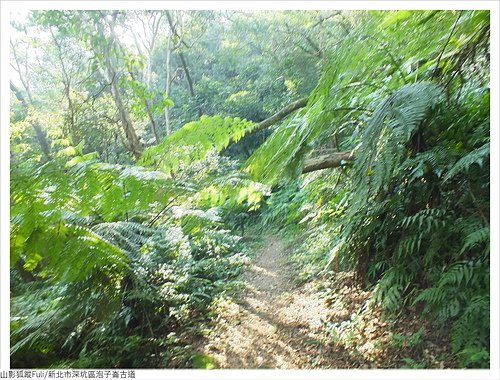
[302,151,354,173]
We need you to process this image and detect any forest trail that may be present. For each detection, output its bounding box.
[196,234,354,369]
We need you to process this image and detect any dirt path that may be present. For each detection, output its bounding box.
[196,235,354,369]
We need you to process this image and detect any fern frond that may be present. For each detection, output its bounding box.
[140,116,254,176]
[443,142,489,182]
[461,227,489,253]
[353,82,442,195]
[450,294,489,366]
[374,266,413,312]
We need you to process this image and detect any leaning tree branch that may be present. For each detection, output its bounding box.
[251,96,309,133]
[226,96,357,174]
[248,99,360,174]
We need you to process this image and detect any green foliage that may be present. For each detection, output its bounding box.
[260,181,306,230]
[336,88,488,366]
[191,353,218,369]
[246,100,329,184]
[141,115,255,176]
[11,152,188,277]
[10,9,491,370]
[443,142,490,182]
[10,150,248,368]
[245,10,490,368]
[401,357,426,369]
[352,82,442,193]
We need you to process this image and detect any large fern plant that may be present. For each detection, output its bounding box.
[247,10,490,368]
[10,150,249,368]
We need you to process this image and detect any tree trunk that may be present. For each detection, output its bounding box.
[178,51,201,117]
[10,81,51,161]
[96,17,143,159]
[50,28,79,145]
[125,66,160,145]
[107,64,143,159]
[165,36,172,135]
[224,95,355,174]
[145,99,160,144]
[165,11,202,118]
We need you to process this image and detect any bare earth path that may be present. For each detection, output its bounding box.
[197,234,355,369]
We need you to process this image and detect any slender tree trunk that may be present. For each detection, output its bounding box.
[96,17,143,159]
[107,63,143,159]
[178,51,202,118]
[146,56,152,89]
[65,86,77,144]
[178,52,194,99]
[145,99,160,144]
[10,81,51,161]
[165,11,202,118]
[165,36,172,135]
[125,66,160,145]
[118,23,160,145]
[50,29,79,145]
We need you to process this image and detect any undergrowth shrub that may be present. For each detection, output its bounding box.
[10,155,248,368]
